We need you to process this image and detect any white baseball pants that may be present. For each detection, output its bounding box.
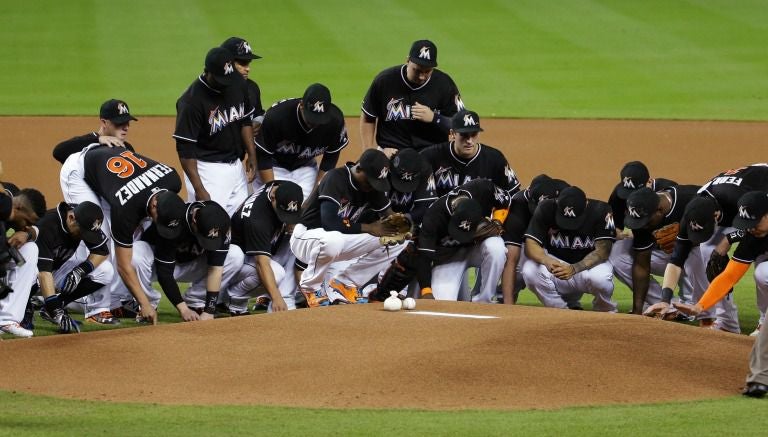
[184,160,248,217]
[521,257,617,312]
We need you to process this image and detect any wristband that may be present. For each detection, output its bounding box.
[77,260,95,275]
[204,291,218,315]
[661,287,674,304]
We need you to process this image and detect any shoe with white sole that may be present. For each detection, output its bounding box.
[0,322,34,338]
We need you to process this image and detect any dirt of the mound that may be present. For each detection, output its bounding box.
[0,302,754,410]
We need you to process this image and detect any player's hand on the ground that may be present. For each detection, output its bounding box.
[179,306,201,322]
[98,135,125,148]
[7,231,29,248]
[643,302,671,319]
[271,296,288,312]
[673,302,703,317]
[140,306,158,325]
[411,102,435,123]
[199,312,214,321]
[194,187,212,202]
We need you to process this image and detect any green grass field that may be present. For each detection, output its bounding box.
[0,1,766,119]
[1,0,767,435]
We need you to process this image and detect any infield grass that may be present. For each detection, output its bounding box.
[1,0,766,119]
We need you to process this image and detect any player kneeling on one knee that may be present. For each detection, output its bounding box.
[522,186,617,312]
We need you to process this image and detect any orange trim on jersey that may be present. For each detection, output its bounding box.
[698,260,750,311]
[492,208,509,224]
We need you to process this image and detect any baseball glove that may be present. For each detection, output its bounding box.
[379,213,413,246]
[652,223,680,254]
[474,218,503,241]
[706,251,730,282]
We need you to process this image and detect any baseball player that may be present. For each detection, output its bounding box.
[225,180,304,312]
[62,145,187,324]
[220,37,265,135]
[253,83,349,201]
[360,39,464,155]
[53,99,138,164]
[650,164,768,332]
[420,109,520,197]
[0,183,46,337]
[34,201,115,333]
[386,148,437,224]
[113,200,243,321]
[609,161,677,233]
[501,174,570,304]
[611,185,699,315]
[290,149,402,306]
[522,186,617,312]
[174,47,255,216]
[649,191,768,397]
[371,178,511,302]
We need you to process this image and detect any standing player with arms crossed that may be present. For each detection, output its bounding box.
[361,40,463,155]
[174,47,255,216]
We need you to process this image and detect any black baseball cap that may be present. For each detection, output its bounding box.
[683,196,719,244]
[301,83,333,126]
[624,187,660,229]
[527,174,570,214]
[99,99,137,124]
[409,39,438,67]
[616,161,650,199]
[273,181,303,225]
[449,198,483,244]
[204,47,238,87]
[451,110,483,134]
[555,186,588,230]
[153,191,186,239]
[733,191,768,231]
[390,148,427,193]
[194,202,230,251]
[73,201,104,245]
[359,149,391,192]
[220,36,261,60]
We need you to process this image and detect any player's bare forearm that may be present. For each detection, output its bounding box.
[631,249,652,314]
[179,157,206,193]
[258,168,274,184]
[523,238,553,266]
[38,271,56,298]
[359,114,377,150]
[255,255,281,300]
[115,246,152,309]
[87,253,107,268]
[205,265,223,292]
[573,240,613,273]
[501,246,521,304]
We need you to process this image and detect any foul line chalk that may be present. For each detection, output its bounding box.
[406,311,499,319]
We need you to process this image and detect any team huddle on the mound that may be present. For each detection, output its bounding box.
[1,36,767,397]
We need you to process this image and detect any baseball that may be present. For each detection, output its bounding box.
[383,291,402,312]
[402,297,416,310]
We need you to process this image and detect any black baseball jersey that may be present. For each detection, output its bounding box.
[730,231,768,264]
[387,172,438,221]
[361,65,463,150]
[35,203,109,273]
[83,146,181,248]
[231,181,289,257]
[503,190,536,247]
[173,75,255,162]
[630,185,700,251]
[255,98,348,172]
[698,164,768,227]
[300,163,391,231]
[525,199,615,264]
[608,177,677,230]
[418,179,512,258]
[52,132,135,164]
[245,79,264,120]
[420,142,520,197]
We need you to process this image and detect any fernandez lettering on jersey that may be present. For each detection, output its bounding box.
[114,163,175,206]
[711,176,743,186]
[209,103,247,136]
[549,233,595,250]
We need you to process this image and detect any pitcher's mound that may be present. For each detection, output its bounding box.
[0,301,753,410]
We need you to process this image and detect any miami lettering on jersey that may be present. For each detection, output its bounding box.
[114,163,175,206]
[390,191,413,208]
[549,233,595,250]
[337,200,368,224]
[434,167,474,192]
[275,141,326,159]
[385,98,411,121]
[209,103,247,135]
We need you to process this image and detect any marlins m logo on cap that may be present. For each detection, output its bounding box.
[117,103,129,115]
[463,113,477,127]
[224,61,234,75]
[459,220,472,231]
[168,219,181,228]
[286,201,299,212]
[419,46,431,60]
[563,206,576,218]
[91,220,102,232]
[738,205,753,219]
[312,101,325,113]
[628,206,641,218]
[207,228,220,238]
[240,41,253,54]
[623,176,635,189]
[400,171,414,181]
[689,220,704,231]
[378,167,389,179]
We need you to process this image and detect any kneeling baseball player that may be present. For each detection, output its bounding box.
[522,186,617,312]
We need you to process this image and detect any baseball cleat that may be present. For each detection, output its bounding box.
[301,290,330,308]
[0,322,34,338]
[252,294,271,311]
[85,311,121,325]
[750,324,762,337]
[743,382,768,398]
[58,313,81,334]
[40,307,64,325]
[328,278,362,304]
